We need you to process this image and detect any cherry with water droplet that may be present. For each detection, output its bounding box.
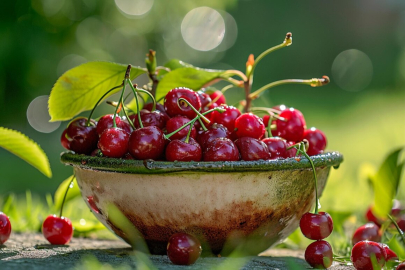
[300,212,333,240]
[42,215,73,245]
[352,223,382,245]
[234,113,266,139]
[98,128,130,158]
[164,88,201,119]
[165,137,202,162]
[303,127,327,156]
[273,108,306,142]
[128,126,166,160]
[203,137,240,162]
[351,241,386,270]
[234,137,270,161]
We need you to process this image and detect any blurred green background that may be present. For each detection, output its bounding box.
[1,0,404,214]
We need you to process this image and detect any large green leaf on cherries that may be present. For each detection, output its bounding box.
[370,148,404,218]
[155,67,227,101]
[54,175,80,209]
[49,62,146,122]
[0,127,52,178]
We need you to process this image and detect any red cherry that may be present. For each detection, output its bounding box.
[304,128,327,156]
[285,141,298,158]
[380,244,398,261]
[304,240,333,269]
[352,223,382,245]
[209,90,226,105]
[143,102,170,120]
[365,207,383,227]
[128,126,166,160]
[210,105,241,132]
[165,138,202,162]
[167,233,202,265]
[66,118,98,155]
[197,123,230,149]
[351,241,386,270]
[165,116,196,141]
[98,128,130,158]
[61,129,71,150]
[0,212,12,244]
[42,215,73,245]
[164,88,201,119]
[273,108,306,142]
[96,114,120,136]
[197,91,212,111]
[398,215,405,231]
[203,138,240,162]
[130,110,167,130]
[300,212,333,240]
[234,113,266,139]
[234,137,271,161]
[262,137,287,159]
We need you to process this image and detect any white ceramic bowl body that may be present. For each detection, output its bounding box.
[61,152,343,255]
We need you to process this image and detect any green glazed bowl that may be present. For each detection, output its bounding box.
[61,151,343,255]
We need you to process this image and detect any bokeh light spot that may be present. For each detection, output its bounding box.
[215,11,238,52]
[27,96,60,133]
[114,0,154,16]
[332,49,373,92]
[181,7,225,51]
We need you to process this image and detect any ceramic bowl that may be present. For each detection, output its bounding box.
[61,151,343,255]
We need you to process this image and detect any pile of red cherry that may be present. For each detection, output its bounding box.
[348,201,405,270]
[60,87,327,162]
[298,200,405,269]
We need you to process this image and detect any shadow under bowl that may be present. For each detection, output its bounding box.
[61,151,343,255]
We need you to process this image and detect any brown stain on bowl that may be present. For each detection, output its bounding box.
[103,190,313,255]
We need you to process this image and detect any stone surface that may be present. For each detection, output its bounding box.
[0,233,354,269]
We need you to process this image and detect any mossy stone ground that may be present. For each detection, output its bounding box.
[0,233,354,269]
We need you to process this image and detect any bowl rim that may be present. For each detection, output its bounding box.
[60,151,343,174]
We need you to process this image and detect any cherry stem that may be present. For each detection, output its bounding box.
[247,32,292,79]
[184,119,197,144]
[198,118,208,131]
[388,214,405,244]
[290,143,319,214]
[222,70,248,81]
[133,86,157,112]
[177,98,210,123]
[59,175,75,218]
[128,82,143,128]
[113,83,126,128]
[86,84,123,126]
[249,76,330,100]
[165,108,224,139]
[267,114,273,138]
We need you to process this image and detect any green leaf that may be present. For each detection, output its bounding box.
[371,148,404,218]
[49,62,146,122]
[155,67,226,101]
[327,210,352,234]
[387,235,405,260]
[54,175,81,209]
[164,59,193,70]
[0,127,52,178]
